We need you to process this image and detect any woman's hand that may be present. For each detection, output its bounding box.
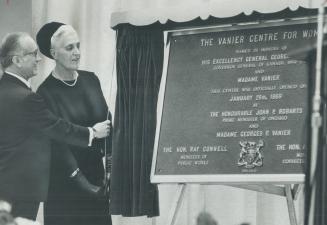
[92,120,111,138]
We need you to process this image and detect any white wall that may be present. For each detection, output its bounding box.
[0,0,32,75]
[0,0,32,41]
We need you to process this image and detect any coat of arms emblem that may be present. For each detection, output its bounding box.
[237,140,264,168]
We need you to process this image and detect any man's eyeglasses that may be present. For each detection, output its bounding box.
[22,50,39,58]
[10,49,39,58]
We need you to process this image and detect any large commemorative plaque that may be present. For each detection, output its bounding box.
[151,20,316,183]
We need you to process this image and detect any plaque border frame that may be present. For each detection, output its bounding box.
[150,17,316,184]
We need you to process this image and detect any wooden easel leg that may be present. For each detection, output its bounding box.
[166,184,187,225]
[292,184,303,200]
[285,184,298,225]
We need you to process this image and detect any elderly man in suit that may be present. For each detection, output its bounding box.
[0,32,110,220]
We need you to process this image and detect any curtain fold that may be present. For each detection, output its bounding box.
[305,46,327,225]
[110,24,163,217]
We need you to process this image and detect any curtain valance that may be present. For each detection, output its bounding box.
[111,0,319,28]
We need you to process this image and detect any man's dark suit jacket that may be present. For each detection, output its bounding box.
[0,73,90,202]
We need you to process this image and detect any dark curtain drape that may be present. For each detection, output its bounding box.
[305,45,327,225]
[109,24,164,217]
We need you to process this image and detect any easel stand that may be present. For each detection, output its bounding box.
[166,183,302,225]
